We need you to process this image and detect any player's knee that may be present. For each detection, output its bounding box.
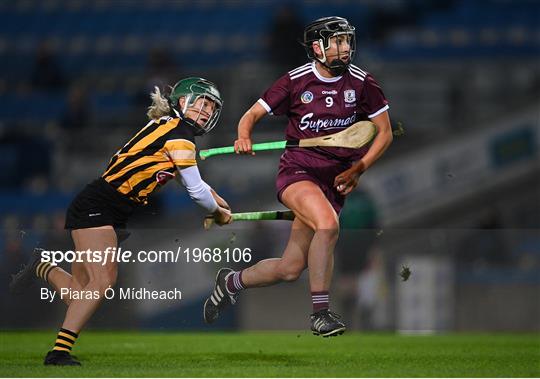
[278,263,305,282]
[89,269,117,294]
[280,269,302,282]
[313,210,339,229]
[314,216,340,240]
[102,269,118,289]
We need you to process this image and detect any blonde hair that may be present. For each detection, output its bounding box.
[146,86,171,120]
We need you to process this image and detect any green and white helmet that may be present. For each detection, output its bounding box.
[169,77,223,135]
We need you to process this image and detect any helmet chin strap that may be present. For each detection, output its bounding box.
[316,58,347,76]
[183,117,206,136]
[327,59,348,76]
[315,40,348,76]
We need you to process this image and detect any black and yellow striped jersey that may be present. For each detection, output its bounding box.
[102,112,197,204]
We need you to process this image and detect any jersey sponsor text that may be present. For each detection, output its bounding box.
[299,112,357,132]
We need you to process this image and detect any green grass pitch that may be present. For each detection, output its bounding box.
[1,331,538,377]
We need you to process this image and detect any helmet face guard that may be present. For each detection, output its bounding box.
[303,17,356,76]
[169,78,223,135]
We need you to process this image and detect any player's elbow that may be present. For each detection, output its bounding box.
[240,110,257,128]
[189,191,209,207]
[188,189,205,202]
[378,127,393,149]
[186,182,207,201]
[186,184,218,213]
[246,102,266,123]
[387,128,394,144]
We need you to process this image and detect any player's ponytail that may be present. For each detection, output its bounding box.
[147,86,171,120]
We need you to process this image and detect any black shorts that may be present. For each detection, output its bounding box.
[65,178,135,231]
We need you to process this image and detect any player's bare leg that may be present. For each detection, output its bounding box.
[42,262,88,306]
[281,181,339,292]
[62,226,117,331]
[236,181,338,291]
[204,181,345,335]
[44,226,118,366]
[10,250,86,307]
[241,217,313,286]
[203,217,313,324]
[281,181,345,337]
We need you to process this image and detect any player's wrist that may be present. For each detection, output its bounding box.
[237,133,251,140]
[352,161,367,176]
[213,206,231,224]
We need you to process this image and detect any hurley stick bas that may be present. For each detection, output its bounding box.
[204,210,295,230]
[200,121,377,160]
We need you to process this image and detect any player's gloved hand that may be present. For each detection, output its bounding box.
[213,207,232,226]
[334,167,362,196]
[234,137,255,155]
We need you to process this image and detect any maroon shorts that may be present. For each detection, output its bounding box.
[276,148,352,214]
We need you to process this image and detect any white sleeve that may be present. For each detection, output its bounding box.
[177,165,218,213]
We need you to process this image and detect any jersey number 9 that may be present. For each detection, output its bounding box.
[325,96,334,108]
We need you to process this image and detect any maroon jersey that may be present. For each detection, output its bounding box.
[259,62,389,163]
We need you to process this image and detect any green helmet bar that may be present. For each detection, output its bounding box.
[169,77,223,135]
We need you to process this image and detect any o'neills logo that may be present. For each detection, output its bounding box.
[299,112,356,132]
